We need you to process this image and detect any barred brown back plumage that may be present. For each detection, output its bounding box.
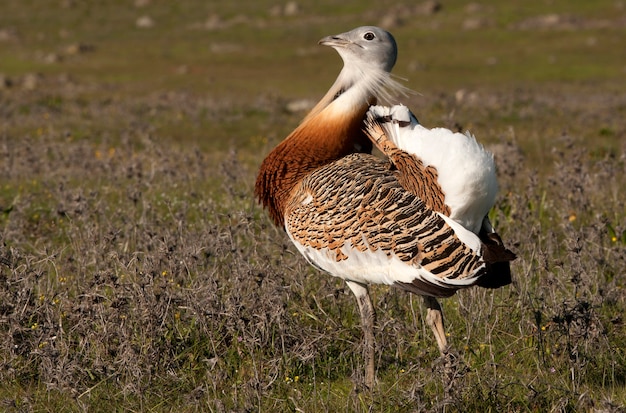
[285,153,487,295]
[365,119,451,216]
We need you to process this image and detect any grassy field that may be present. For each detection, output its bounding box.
[1,0,625,411]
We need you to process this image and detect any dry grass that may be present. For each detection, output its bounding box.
[1,85,625,411]
[1,0,626,411]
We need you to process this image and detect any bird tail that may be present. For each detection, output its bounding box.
[476,218,516,289]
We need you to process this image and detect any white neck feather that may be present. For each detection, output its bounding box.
[304,63,411,122]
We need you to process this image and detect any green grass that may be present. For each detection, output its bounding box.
[1,0,626,411]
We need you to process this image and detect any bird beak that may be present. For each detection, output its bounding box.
[319,34,351,48]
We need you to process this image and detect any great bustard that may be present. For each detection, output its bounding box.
[255,26,515,388]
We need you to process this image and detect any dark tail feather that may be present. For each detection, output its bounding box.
[476,228,516,289]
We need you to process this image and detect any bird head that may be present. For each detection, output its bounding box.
[300,26,410,124]
[319,26,398,73]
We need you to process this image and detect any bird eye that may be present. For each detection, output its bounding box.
[363,32,375,41]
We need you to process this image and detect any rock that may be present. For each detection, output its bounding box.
[512,14,583,30]
[0,27,18,42]
[284,1,300,16]
[454,89,467,104]
[285,99,315,113]
[204,14,224,30]
[524,14,562,28]
[454,89,480,105]
[380,13,404,29]
[462,17,492,30]
[22,73,41,90]
[270,2,300,17]
[136,15,154,29]
[43,53,61,64]
[64,43,95,55]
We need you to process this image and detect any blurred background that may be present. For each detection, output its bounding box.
[1,1,625,411]
[1,0,624,158]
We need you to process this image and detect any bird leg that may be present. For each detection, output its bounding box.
[423,296,448,355]
[345,280,376,389]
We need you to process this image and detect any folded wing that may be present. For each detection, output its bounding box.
[285,153,491,298]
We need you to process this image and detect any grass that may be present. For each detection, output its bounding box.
[1,0,626,411]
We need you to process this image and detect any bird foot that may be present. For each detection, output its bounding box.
[432,349,468,385]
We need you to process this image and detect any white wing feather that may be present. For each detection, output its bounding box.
[368,105,498,234]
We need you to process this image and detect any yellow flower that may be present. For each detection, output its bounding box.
[568,213,576,222]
